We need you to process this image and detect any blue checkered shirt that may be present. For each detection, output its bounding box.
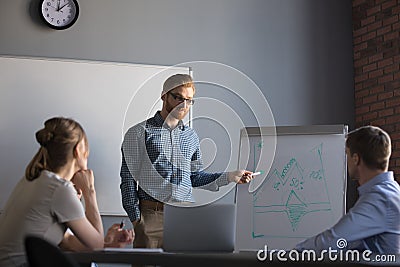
[120,111,229,222]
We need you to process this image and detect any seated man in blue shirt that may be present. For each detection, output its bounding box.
[296,125,400,254]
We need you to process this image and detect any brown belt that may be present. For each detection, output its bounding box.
[140,200,164,211]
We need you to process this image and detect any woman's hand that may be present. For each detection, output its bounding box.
[104,223,135,248]
[71,169,95,195]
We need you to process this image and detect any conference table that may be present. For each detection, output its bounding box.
[66,249,376,267]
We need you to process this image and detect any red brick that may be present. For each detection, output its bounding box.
[386,115,400,124]
[383,15,399,27]
[370,85,385,94]
[393,5,400,13]
[383,124,395,133]
[363,62,377,72]
[385,80,400,90]
[363,94,378,104]
[363,112,378,120]
[371,118,386,125]
[379,108,394,117]
[363,78,378,88]
[386,97,400,107]
[354,83,364,92]
[354,57,369,67]
[362,31,377,41]
[353,1,400,145]
[355,83,364,91]
[384,48,399,59]
[367,21,383,31]
[366,5,381,17]
[378,91,394,100]
[391,158,400,168]
[377,25,392,36]
[355,66,364,76]
[393,164,400,171]
[384,64,400,74]
[382,0,397,10]
[356,89,370,99]
[353,36,363,45]
[358,64,369,74]
[394,22,400,31]
[370,101,385,110]
[378,74,394,83]
[384,31,400,42]
[356,105,370,115]
[391,150,400,158]
[393,172,400,181]
[354,26,368,37]
[354,42,368,52]
[369,53,383,63]
[361,16,376,26]
[391,134,400,141]
[378,58,394,68]
[353,0,366,7]
[369,69,383,78]
[355,73,369,83]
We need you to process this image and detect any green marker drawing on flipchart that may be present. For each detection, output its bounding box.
[250,143,332,238]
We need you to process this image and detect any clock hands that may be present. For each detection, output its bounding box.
[41,0,78,28]
[59,2,70,12]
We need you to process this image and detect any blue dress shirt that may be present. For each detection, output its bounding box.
[296,171,400,254]
[120,111,228,222]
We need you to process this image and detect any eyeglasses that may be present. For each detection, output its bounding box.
[168,92,195,105]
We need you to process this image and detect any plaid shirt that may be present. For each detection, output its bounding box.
[120,111,228,222]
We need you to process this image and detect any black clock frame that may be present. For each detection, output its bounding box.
[38,0,79,30]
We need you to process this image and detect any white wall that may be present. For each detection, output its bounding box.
[0,0,355,215]
[0,0,354,125]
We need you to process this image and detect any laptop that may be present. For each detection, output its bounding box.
[163,203,236,253]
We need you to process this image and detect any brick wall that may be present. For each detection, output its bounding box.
[352,0,400,176]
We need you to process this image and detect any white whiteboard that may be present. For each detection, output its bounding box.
[0,56,189,215]
[236,125,347,250]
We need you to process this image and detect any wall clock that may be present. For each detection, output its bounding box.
[39,0,79,30]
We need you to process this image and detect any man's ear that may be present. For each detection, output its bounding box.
[352,153,360,166]
[161,93,166,101]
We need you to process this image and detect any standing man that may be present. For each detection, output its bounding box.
[120,74,252,248]
[296,125,400,253]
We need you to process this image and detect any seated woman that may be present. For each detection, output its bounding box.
[0,117,134,267]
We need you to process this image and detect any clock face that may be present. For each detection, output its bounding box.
[40,0,79,30]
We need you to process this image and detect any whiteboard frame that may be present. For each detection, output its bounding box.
[241,124,348,136]
[0,55,191,216]
[235,124,348,250]
[237,124,348,210]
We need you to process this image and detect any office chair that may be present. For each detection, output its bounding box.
[24,235,80,267]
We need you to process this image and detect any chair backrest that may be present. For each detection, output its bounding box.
[24,235,80,267]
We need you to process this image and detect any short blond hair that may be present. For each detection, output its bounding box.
[162,74,195,96]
